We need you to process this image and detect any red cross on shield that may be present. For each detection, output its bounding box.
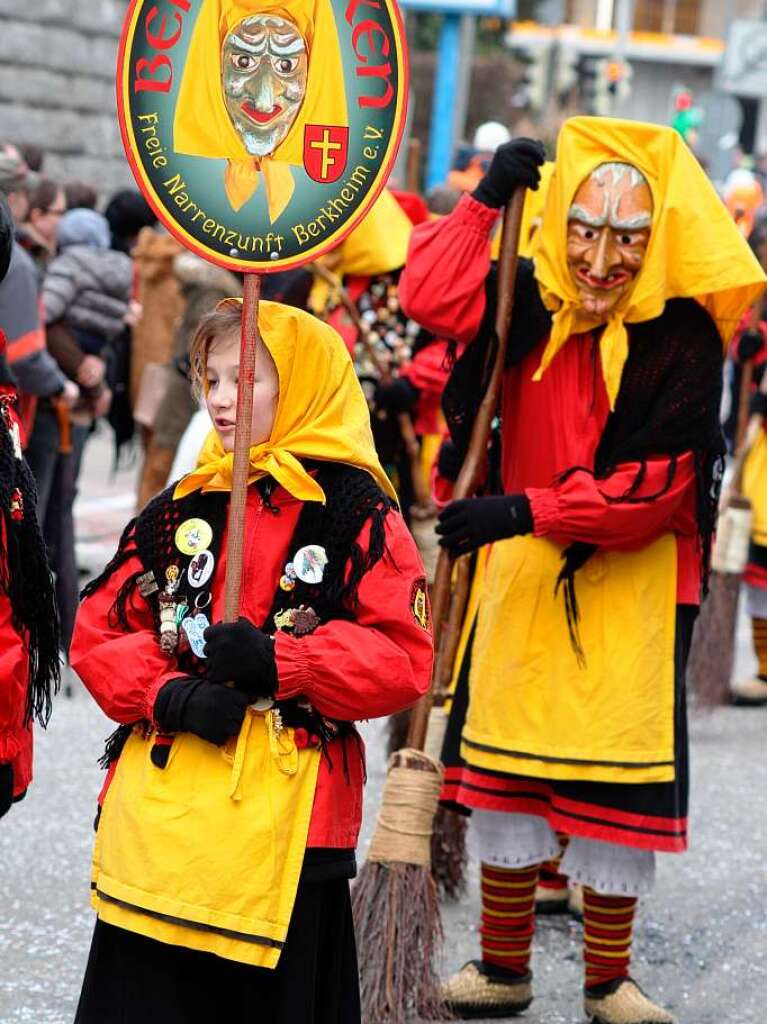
[303,125,349,184]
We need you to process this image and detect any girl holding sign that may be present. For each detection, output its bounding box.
[70,299,432,1023]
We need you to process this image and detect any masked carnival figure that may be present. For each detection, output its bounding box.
[399,117,766,1024]
[0,195,60,823]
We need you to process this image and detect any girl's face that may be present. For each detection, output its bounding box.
[205,328,279,452]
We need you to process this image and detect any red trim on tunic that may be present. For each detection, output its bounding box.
[450,767,687,853]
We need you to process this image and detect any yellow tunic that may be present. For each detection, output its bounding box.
[743,428,767,547]
[461,533,677,785]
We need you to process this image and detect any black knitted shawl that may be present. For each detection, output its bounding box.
[443,258,725,658]
[0,394,60,725]
[82,463,396,759]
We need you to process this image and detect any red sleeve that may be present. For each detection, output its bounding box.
[275,511,433,720]
[70,553,181,725]
[399,193,499,346]
[400,340,451,396]
[0,579,29,764]
[526,452,697,550]
[730,316,767,366]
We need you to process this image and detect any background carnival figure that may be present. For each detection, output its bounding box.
[70,299,431,1024]
[401,118,766,1024]
[0,194,60,822]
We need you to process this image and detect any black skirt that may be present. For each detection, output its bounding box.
[74,878,360,1024]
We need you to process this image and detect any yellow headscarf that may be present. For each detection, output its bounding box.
[174,300,396,503]
[174,0,348,221]
[533,116,767,407]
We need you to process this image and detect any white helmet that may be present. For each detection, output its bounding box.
[473,121,512,153]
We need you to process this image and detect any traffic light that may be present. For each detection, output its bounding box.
[605,59,632,100]
[671,88,703,144]
[578,56,609,115]
[511,45,552,113]
[578,56,632,115]
[555,46,579,104]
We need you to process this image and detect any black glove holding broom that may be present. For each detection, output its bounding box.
[153,619,277,746]
[437,494,534,556]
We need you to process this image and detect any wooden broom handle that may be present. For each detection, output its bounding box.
[433,554,472,702]
[407,188,527,752]
[734,357,754,458]
[729,365,767,499]
[223,272,261,622]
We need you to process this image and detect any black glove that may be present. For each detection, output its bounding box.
[436,494,533,555]
[738,328,763,363]
[203,618,278,700]
[437,439,463,483]
[374,378,420,414]
[472,138,546,209]
[0,763,14,819]
[154,677,248,746]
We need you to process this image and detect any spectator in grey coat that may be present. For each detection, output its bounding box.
[43,209,133,347]
[0,145,77,421]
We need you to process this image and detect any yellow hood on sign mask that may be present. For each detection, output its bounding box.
[174,0,349,219]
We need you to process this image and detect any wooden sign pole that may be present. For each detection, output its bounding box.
[223,272,261,624]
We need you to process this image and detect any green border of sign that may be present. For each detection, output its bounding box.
[116,0,408,273]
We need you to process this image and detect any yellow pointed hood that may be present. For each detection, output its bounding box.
[174,0,348,220]
[174,299,396,503]
[532,116,767,407]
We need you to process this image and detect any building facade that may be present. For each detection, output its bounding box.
[0,0,132,194]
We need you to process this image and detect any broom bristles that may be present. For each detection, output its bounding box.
[431,806,468,900]
[686,570,742,708]
[352,860,449,1023]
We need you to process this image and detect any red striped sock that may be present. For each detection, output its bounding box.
[753,617,767,677]
[480,863,539,976]
[538,833,570,890]
[583,888,637,989]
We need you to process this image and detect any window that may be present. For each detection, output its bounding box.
[633,0,700,35]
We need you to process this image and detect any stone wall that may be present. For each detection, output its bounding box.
[0,0,133,196]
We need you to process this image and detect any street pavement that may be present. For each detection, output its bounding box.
[1,427,766,1023]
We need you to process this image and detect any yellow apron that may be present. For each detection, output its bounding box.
[461,533,677,785]
[91,710,321,968]
[743,428,767,546]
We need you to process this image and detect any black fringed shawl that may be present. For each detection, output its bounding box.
[442,258,725,656]
[0,393,60,725]
[82,463,396,762]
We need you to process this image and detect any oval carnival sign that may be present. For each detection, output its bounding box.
[117,0,408,272]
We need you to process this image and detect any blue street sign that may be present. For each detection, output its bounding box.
[410,0,517,190]
[402,0,515,14]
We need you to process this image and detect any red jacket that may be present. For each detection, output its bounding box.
[71,484,433,848]
[400,193,702,604]
[0,517,33,800]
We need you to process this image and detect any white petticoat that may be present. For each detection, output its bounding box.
[471,810,656,897]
